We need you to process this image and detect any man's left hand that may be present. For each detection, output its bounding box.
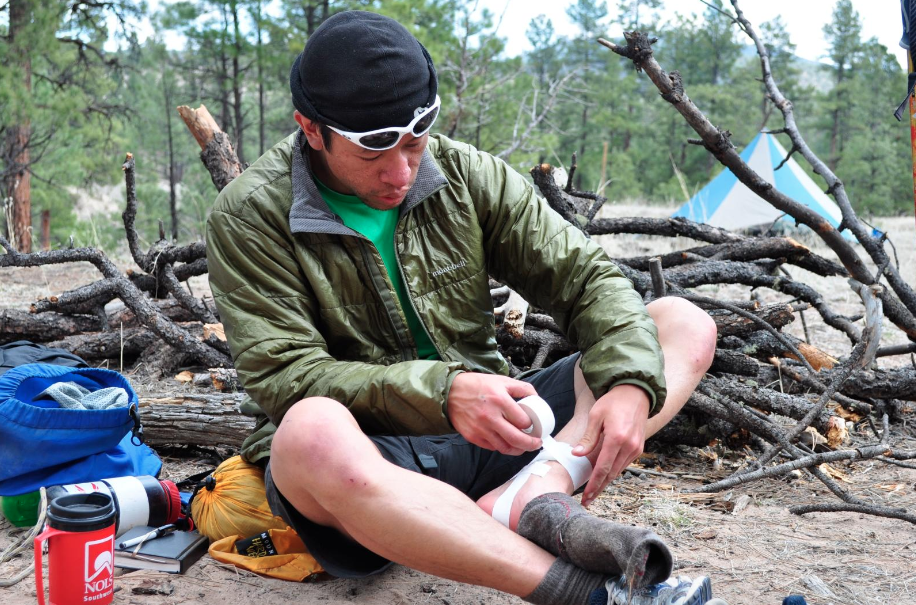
[572,384,650,507]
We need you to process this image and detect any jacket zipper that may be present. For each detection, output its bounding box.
[393,217,443,361]
[356,237,415,362]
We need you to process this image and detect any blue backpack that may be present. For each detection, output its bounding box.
[0,363,161,496]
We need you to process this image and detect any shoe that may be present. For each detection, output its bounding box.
[604,574,713,605]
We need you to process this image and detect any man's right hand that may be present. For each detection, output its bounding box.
[447,373,543,455]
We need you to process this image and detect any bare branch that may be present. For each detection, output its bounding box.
[728,0,916,327]
[598,30,916,340]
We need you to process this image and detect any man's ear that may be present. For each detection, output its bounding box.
[294,111,325,151]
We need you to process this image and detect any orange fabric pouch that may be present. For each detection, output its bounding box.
[209,528,322,581]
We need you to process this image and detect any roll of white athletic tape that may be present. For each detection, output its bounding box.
[516,395,555,439]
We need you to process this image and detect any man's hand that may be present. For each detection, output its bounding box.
[572,384,651,507]
[447,373,543,455]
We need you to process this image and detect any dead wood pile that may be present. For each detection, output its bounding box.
[2,4,915,525]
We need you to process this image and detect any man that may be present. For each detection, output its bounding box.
[206,10,719,605]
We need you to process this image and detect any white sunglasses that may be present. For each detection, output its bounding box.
[327,96,441,151]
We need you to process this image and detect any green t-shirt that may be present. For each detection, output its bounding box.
[315,177,439,360]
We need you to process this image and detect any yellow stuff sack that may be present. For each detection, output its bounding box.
[191,455,290,542]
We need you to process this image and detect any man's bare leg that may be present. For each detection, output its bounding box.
[476,296,717,527]
[269,396,556,597]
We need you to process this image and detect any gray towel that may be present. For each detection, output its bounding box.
[38,382,128,410]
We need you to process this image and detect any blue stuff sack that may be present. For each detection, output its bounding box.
[0,363,161,496]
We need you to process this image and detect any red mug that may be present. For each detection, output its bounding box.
[34,492,116,605]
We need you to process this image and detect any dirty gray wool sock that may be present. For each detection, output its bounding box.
[517,492,673,588]
[523,558,607,605]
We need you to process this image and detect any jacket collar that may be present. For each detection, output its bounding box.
[289,130,447,235]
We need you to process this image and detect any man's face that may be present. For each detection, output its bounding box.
[298,114,428,211]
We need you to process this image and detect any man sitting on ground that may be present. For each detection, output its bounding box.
[206,10,720,605]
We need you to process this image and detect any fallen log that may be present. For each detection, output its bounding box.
[30,279,120,316]
[47,327,159,361]
[708,301,804,337]
[819,366,916,401]
[588,216,745,243]
[709,349,759,376]
[138,393,251,448]
[624,238,845,277]
[0,309,100,345]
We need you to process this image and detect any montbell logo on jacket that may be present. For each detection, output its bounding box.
[430,259,467,277]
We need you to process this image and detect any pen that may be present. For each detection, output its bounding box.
[118,523,177,549]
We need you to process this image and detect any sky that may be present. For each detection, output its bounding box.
[129,1,907,69]
[479,0,907,68]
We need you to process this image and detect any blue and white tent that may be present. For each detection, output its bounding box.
[672,132,851,238]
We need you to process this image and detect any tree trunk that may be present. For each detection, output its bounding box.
[4,0,32,253]
[219,6,231,139]
[163,72,178,241]
[829,63,845,171]
[306,3,317,35]
[255,0,265,157]
[40,209,50,251]
[576,104,588,190]
[230,1,245,166]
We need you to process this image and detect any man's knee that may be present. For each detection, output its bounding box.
[273,397,351,454]
[648,297,717,372]
[271,397,371,493]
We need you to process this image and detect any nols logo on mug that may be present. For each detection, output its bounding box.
[84,535,114,600]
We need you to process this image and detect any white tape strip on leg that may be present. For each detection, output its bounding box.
[491,396,593,527]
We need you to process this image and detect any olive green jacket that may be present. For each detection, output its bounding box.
[206,132,666,464]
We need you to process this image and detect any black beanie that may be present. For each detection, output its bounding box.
[290,11,438,132]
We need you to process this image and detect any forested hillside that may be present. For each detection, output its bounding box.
[0,0,908,251]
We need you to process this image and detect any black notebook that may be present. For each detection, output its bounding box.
[114,525,209,574]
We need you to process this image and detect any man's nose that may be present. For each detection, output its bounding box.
[379,150,412,189]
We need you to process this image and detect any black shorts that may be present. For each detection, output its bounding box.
[264,353,580,578]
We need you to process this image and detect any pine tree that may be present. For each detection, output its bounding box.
[0,1,138,252]
[822,0,862,170]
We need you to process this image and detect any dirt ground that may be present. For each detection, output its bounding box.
[1,203,915,605]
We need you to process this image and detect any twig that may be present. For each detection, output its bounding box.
[689,444,898,493]
[649,257,666,299]
[789,503,916,525]
[565,152,577,192]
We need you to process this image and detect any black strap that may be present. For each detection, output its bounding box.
[129,405,144,446]
[184,475,217,521]
[175,468,217,490]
